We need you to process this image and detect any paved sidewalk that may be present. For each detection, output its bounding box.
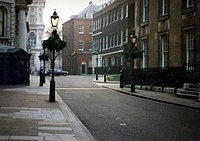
[0,75,95,141]
[94,76,200,111]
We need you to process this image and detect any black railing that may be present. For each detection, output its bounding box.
[94,66,122,75]
[120,62,200,93]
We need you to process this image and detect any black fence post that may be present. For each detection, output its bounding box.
[120,69,124,88]
[39,68,43,86]
[104,73,107,83]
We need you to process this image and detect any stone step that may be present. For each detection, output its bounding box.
[180,89,199,95]
[184,87,199,92]
[176,92,199,99]
[183,83,199,89]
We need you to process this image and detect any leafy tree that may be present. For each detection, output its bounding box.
[38,52,49,61]
[123,45,143,59]
[42,30,66,53]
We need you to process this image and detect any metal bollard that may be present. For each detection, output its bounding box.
[39,68,43,86]
[104,73,107,83]
[120,69,123,88]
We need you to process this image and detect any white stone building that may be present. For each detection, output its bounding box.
[27,0,46,72]
[0,0,33,84]
[0,0,32,50]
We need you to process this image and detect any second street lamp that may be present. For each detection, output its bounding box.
[130,30,137,93]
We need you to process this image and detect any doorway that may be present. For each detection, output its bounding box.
[81,63,86,74]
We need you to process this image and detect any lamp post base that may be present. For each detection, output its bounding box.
[49,79,55,102]
[131,76,135,93]
[96,74,98,80]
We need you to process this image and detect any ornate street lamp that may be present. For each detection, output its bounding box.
[49,9,59,102]
[51,9,59,28]
[130,30,137,93]
[43,9,66,102]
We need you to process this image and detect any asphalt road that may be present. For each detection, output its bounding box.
[54,75,200,141]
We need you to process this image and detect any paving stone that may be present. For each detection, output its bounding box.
[38,126,72,131]
[38,133,78,141]
[9,136,43,140]
[38,129,74,134]
[38,121,69,126]
[0,136,9,140]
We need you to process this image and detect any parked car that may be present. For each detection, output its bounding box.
[46,68,69,76]
[54,68,69,76]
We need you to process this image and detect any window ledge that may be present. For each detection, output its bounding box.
[140,22,148,28]
[182,7,195,14]
[159,15,169,22]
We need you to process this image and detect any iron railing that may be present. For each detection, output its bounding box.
[120,62,200,93]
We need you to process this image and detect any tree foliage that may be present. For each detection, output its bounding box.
[39,52,49,61]
[42,31,66,52]
[123,45,144,59]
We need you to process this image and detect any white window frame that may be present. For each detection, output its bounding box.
[186,29,194,65]
[125,5,128,18]
[113,34,115,47]
[103,37,105,49]
[99,38,102,50]
[187,0,195,8]
[142,39,148,69]
[120,30,123,45]
[161,0,168,16]
[116,10,119,21]
[78,25,84,34]
[121,6,124,19]
[161,35,168,68]
[89,25,92,34]
[116,33,119,46]
[106,15,109,26]
[109,35,112,48]
[125,28,128,43]
[0,8,4,36]
[142,0,148,22]
[112,12,115,23]
[106,36,108,49]
[89,40,92,51]
[78,41,84,51]
[29,32,36,46]
[103,17,105,27]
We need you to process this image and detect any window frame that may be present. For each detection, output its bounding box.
[160,34,169,68]
[29,32,36,47]
[125,5,128,18]
[182,0,196,13]
[0,7,4,36]
[141,0,149,23]
[187,0,195,8]
[141,38,148,69]
[120,6,124,19]
[78,41,84,51]
[186,29,195,63]
[78,25,84,34]
[159,0,169,20]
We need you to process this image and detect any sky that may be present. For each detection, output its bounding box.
[43,0,109,29]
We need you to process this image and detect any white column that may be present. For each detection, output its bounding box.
[18,7,27,51]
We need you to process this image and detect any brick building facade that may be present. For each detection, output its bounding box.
[62,2,100,74]
[92,0,129,73]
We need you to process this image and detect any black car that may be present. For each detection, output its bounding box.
[46,68,69,76]
[54,68,69,76]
